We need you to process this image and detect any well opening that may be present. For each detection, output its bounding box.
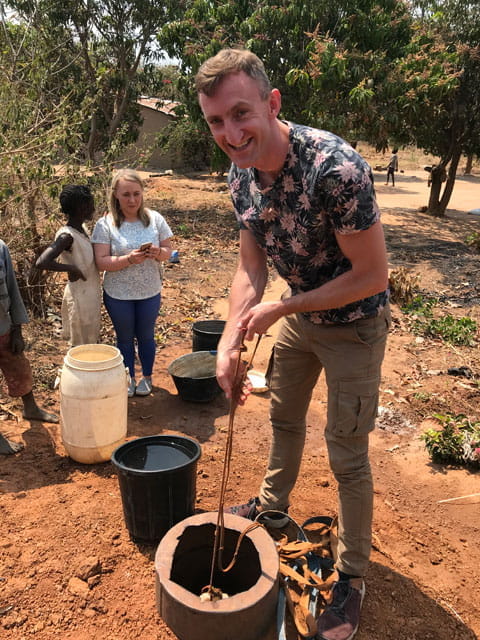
[170,523,261,596]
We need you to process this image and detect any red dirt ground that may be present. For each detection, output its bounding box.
[1,159,479,640]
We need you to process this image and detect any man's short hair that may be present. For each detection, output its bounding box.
[195,48,271,99]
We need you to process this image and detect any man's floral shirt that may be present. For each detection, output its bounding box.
[228,123,389,324]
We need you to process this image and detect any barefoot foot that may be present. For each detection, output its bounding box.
[0,433,24,455]
[22,408,59,423]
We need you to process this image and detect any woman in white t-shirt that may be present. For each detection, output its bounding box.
[92,169,173,397]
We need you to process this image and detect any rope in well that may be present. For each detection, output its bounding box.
[204,333,263,597]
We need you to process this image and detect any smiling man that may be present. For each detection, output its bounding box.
[196,48,391,640]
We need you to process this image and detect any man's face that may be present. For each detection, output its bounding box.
[198,71,280,170]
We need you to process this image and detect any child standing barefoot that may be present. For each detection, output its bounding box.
[0,239,58,455]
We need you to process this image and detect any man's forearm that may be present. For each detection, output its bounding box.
[218,265,267,352]
[280,266,387,316]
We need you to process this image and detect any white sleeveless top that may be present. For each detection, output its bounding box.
[56,225,101,346]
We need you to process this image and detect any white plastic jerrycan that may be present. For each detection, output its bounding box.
[59,344,128,464]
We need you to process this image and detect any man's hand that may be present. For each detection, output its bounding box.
[240,301,284,341]
[10,325,25,354]
[216,348,252,405]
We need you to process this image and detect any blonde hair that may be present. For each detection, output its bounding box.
[109,169,150,228]
[195,48,271,99]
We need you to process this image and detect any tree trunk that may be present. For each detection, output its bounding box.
[86,113,99,164]
[439,148,462,212]
[108,90,130,141]
[464,154,473,175]
[426,147,462,217]
[427,166,446,217]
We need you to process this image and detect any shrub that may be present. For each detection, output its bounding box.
[465,231,480,253]
[401,295,477,346]
[421,315,477,346]
[422,413,480,467]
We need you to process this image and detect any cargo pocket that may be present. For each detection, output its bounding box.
[327,376,380,438]
[264,346,275,389]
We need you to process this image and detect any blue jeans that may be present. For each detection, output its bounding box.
[103,292,161,378]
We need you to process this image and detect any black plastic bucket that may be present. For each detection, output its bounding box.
[192,320,225,352]
[111,435,201,543]
[168,351,222,403]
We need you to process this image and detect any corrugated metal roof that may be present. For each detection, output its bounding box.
[137,97,179,116]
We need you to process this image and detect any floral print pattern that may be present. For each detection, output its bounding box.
[228,123,389,324]
[91,210,172,301]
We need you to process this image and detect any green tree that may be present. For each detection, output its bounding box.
[159,0,412,167]
[284,1,412,145]
[395,27,479,216]
[289,1,480,216]
[0,15,91,313]
[7,0,185,162]
[161,1,479,214]
[145,64,183,102]
[391,0,480,216]
[161,0,389,120]
[433,0,480,177]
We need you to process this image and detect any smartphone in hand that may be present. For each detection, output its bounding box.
[140,242,152,252]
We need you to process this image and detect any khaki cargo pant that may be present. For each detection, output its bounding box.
[260,305,391,577]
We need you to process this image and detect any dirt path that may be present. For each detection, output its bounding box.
[1,166,479,639]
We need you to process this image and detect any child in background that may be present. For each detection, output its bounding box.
[385,148,399,186]
[36,185,101,346]
[0,239,58,455]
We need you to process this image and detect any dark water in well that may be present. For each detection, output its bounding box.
[121,443,191,471]
[171,523,261,596]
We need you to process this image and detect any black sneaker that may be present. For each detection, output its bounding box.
[316,578,365,640]
[225,497,290,529]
